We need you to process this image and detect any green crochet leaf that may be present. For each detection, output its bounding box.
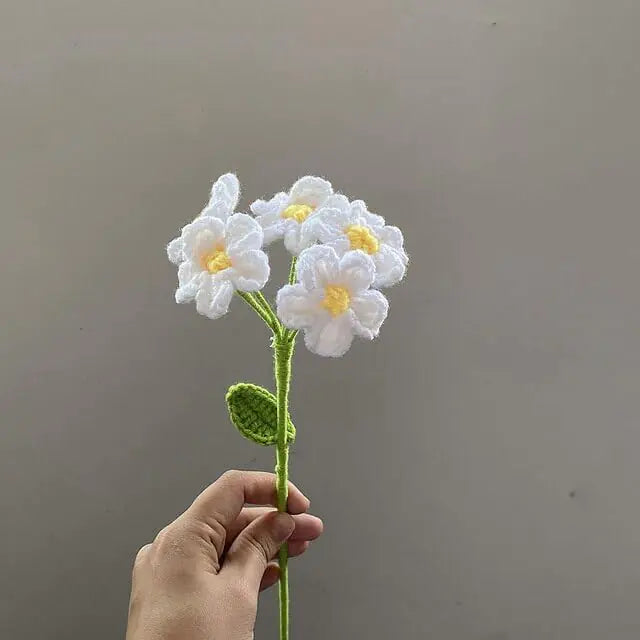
[225,383,296,446]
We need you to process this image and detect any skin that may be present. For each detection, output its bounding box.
[126,470,323,640]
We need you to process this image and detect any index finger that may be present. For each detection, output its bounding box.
[187,470,310,530]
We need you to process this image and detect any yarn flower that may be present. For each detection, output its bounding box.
[167,173,241,265]
[167,213,269,319]
[308,195,408,288]
[250,176,333,255]
[276,245,389,357]
[165,173,407,640]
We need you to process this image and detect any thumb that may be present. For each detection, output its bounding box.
[223,511,295,589]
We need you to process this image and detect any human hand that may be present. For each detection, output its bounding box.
[126,470,323,640]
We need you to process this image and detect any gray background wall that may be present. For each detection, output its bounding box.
[2,2,639,639]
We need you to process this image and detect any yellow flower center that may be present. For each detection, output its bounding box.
[281,203,314,223]
[345,225,379,254]
[321,285,351,317]
[201,247,232,274]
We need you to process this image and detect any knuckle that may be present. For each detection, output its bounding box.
[221,469,244,483]
[152,521,189,557]
[153,524,174,547]
[133,543,152,568]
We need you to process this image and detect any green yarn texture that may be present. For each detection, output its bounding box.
[225,383,296,446]
[229,264,298,640]
[273,339,294,640]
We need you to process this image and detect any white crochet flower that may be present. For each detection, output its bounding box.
[277,245,388,357]
[167,173,240,265]
[307,195,408,288]
[168,213,270,320]
[250,176,333,255]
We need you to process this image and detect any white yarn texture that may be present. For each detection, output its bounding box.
[250,176,334,255]
[306,195,408,288]
[167,173,407,356]
[277,246,389,357]
[167,175,269,320]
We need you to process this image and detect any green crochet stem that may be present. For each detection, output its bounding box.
[274,337,293,640]
[236,291,277,332]
[237,257,298,640]
[255,290,282,337]
[288,256,298,285]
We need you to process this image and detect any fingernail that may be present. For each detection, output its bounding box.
[286,493,310,514]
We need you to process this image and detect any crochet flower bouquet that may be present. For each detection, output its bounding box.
[167,174,408,639]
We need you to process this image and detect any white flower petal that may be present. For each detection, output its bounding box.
[322,235,351,257]
[283,223,315,255]
[182,217,226,259]
[250,192,288,217]
[210,173,240,211]
[195,278,234,319]
[228,250,270,292]
[350,290,388,339]
[192,230,220,260]
[259,214,288,245]
[296,245,340,291]
[351,200,385,229]
[373,244,408,288]
[320,193,350,212]
[378,225,405,251]
[200,199,232,221]
[283,226,303,255]
[289,176,333,207]
[306,207,351,243]
[364,211,386,229]
[228,228,263,254]
[177,260,198,287]
[175,287,195,304]
[225,213,263,254]
[337,250,376,293]
[304,313,354,357]
[167,236,184,264]
[276,284,323,329]
[175,262,204,303]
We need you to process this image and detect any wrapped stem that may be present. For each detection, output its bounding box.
[274,338,294,640]
[239,255,299,639]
